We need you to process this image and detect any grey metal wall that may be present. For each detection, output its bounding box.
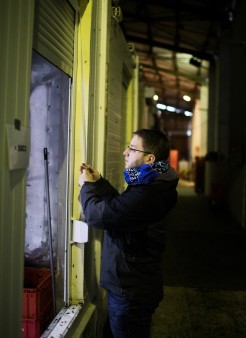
[0,1,35,337]
[223,0,246,227]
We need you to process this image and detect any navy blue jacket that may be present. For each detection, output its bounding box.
[80,168,179,304]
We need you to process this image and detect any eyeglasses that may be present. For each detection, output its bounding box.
[127,146,151,154]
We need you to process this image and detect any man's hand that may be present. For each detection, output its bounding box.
[78,163,101,187]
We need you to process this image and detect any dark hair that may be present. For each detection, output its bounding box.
[133,129,170,161]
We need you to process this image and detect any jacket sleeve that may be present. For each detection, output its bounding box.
[80,178,174,231]
[80,177,120,229]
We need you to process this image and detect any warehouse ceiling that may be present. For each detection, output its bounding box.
[117,0,238,113]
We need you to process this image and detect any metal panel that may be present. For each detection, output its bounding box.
[33,0,75,77]
[106,18,134,190]
[0,1,35,337]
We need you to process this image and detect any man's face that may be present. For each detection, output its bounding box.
[123,135,150,169]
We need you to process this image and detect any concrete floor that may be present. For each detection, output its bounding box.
[151,180,246,338]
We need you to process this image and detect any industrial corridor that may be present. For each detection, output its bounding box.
[151,180,246,338]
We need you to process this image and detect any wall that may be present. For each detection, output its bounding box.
[206,0,246,226]
[69,1,138,335]
[106,18,135,191]
[0,1,35,337]
[71,0,93,306]
[220,0,246,227]
[0,0,140,336]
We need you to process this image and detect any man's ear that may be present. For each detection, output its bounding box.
[147,154,155,163]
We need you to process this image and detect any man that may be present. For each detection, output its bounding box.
[78,129,179,338]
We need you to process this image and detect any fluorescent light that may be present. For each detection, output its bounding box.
[156,103,166,110]
[183,95,191,102]
[156,103,193,116]
[184,111,193,116]
[166,105,176,112]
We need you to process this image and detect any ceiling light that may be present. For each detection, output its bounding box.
[187,130,192,136]
[156,103,166,110]
[183,95,191,102]
[166,106,176,112]
[153,94,158,101]
[184,111,193,117]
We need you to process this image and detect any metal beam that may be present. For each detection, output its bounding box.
[124,34,215,61]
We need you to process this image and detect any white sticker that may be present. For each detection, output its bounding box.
[6,124,30,170]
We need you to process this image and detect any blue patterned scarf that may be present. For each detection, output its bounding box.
[124,160,170,185]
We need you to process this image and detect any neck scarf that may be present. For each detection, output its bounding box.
[124,160,170,185]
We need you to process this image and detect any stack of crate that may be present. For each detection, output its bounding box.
[22,268,53,338]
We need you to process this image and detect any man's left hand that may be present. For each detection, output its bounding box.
[78,163,100,187]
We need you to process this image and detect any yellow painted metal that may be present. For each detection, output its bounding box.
[69,0,112,316]
[0,1,35,337]
[69,0,112,317]
[87,0,111,173]
[71,0,92,303]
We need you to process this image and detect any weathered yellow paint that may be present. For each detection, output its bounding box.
[71,0,93,302]
[73,0,92,218]
[0,1,34,337]
[87,0,111,172]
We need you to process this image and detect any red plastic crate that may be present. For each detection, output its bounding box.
[22,267,52,319]
[22,301,53,338]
